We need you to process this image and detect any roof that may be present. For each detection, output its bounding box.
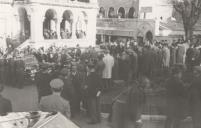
[160,19,201,32]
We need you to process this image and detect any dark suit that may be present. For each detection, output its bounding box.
[71,72,83,117]
[35,71,52,102]
[15,59,25,88]
[0,95,12,116]
[85,72,101,122]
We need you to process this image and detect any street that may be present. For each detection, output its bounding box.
[1,85,193,128]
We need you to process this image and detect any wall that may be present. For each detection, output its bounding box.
[139,0,173,20]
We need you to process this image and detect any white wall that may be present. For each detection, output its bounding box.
[139,0,173,21]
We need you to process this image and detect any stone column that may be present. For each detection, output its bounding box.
[56,18,62,39]
[71,19,76,39]
[30,12,44,42]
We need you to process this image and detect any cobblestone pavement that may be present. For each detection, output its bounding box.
[1,85,193,128]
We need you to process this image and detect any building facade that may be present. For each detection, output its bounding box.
[0,0,98,48]
[96,0,201,44]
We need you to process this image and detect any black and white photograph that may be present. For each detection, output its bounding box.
[0,0,201,128]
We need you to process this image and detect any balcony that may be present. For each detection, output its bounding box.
[96,18,156,36]
[97,18,155,29]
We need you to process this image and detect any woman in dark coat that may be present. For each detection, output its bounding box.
[165,66,186,128]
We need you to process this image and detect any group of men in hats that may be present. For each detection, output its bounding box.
[36,58,102,124]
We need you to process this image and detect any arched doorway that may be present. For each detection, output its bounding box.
[118,7,125,18]
[43,9,57,39]
[18,8,30,43]
[76,11,88,39]
[146,31,153,43]
[108,7,115,18]
[128,7,135,18]
[99,7,106,18]
[60,10,73,39]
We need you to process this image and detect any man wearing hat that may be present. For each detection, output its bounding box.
[39,78,71,118]
[188,66,201,128]
[0,84,12,115]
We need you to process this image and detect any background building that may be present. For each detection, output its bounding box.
[96,0,201,44]
[0,0,98,49]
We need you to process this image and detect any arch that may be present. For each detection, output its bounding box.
[99,7,106,18]
[146,31,153,43]
[108,7,115,18]
[17,7,30,43]
[45,9,57,19]
[60,10,73,39]
[118,7,125,18]
[128,7,135,18]
[76,11,88,39]
[62,10,73,20]
[43,9,57,39]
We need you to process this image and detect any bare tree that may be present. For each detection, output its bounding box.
[172,0,201,40]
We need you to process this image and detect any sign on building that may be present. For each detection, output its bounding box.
[140,7,152,13]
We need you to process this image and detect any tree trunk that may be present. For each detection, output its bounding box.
[184,25,193,41]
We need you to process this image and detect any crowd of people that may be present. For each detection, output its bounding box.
[1,37,201,128]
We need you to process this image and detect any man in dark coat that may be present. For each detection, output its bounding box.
[170,44,177,67]
[0,85,12,116]
[84,63,101,124]
[15,58,25,88]
[185,44,199,72]
[165,65,186,128]
[59,68,75,117]
[188,66,201,128]
[35,67,53,102]
[140,46,154,77]
[127,49,138,80]
[118,51,130,82]
[95,54,105,78]
[95,54,105,90]
[71,66,83,117]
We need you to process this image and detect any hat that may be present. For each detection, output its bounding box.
[194,66,201,72]
[50,79,64,89]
